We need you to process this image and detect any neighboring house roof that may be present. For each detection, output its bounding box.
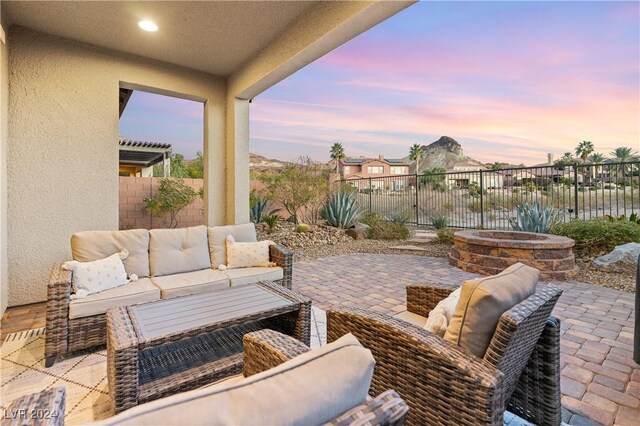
[119,137,172,167]
[342,157,410,166]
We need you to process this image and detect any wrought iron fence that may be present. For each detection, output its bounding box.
[346,161,640,229]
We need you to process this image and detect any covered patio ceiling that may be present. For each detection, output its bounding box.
[1,1,319,77]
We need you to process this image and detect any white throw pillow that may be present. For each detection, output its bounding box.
[222,235,275,269]
[424,288,461,337]
[63,251,129,298]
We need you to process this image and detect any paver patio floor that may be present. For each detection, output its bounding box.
[293,254,639,426]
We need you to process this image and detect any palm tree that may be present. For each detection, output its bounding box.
[575,140,594,165]
[589,152,606,181]
[610,146,637,163]
[589,152,605,164]
[609,146,639,180]
[330,143,345,175]
[409,143,426,174]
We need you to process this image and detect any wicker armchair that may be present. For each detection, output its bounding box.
[45,243,292,367]
[327,283,562,426]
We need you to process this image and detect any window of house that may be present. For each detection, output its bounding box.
[390,166,406,174]
[368,166,384,174]
[344,166,350,174]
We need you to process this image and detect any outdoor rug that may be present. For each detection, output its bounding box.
[1,308,327,425]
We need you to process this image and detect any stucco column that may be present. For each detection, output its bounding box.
[225,97,250,224]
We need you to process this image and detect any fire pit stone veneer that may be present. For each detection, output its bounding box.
[450,230,578,280]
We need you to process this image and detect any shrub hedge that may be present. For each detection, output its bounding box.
[549,218,640,255]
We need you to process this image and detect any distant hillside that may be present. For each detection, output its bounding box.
[249,153,287,170]
[406,136,484,172]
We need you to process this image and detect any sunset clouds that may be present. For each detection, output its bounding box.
[251,1,639,165]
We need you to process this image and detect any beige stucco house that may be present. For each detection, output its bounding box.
[0,1,414,317]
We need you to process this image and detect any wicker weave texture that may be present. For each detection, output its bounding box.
[107,281,311,413]
[328,308,505,426]
[44,244,294,365]
[0,387,65,426]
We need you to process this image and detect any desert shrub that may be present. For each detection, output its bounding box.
[321,192,363,229]
[249,190,267,223]
[436,228,455,244]
[296,223,311,233]
[360,211,409,240]
[468,199,489,212]
[144,178,198,228]
[509,201,561,233]
[369,220,410,240]
[430,212,449,229]
[388,210,411,225]
[550,219,640,255]
[262,214,279,233]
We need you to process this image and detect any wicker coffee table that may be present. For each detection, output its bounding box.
[106,280,311,413]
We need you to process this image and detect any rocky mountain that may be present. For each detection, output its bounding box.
[406,136,485,172]
[249,153,287,170]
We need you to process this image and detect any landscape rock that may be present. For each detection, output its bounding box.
[345,222,370,240]
[592,243,640,274]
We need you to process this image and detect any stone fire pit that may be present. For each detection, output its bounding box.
[450,230,577,280]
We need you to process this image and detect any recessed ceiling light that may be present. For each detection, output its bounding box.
[138,20,158,32]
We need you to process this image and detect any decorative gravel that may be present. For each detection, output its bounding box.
[573,260,635,293]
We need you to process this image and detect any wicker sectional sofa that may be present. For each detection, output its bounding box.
[45,223,292,366]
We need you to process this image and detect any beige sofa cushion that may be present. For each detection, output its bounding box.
[64,252,128,297]
[208,223,257,267]
[443,262,539,358]
[224,267,283,287]
[149,226,210,277]
[98,333,375,426]
[69,278,160,319]
[151,269,230,299]
[71,229,150,278]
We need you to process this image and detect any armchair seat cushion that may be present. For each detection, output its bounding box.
[99,333,375,426]
[224,266,283,287]
[69,278,160,319]
[150,268,229,299]
[393,310,427,328]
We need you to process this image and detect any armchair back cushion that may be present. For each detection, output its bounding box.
[149,226,210,277]
[98,333,375,426]
[444,262,539,358]
[71,229,150,278]
[208,223,257,267]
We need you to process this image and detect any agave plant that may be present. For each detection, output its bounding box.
[509,201,560,233]
[321,192,363,229]
[249,191,278,223]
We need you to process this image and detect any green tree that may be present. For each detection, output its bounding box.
[409,143,426,173]
[144,178,198,228]
[258,157,329,224]
[330,143,346,174]
[589,153,605,164]
[153,152,204,178]
[420,167,446,190]
[555,152,576,167]
[575,140,594,165]
[610,147,639,178]
[488,162,503,171]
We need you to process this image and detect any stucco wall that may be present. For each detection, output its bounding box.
[0,21,8,317]
[7,27,226,306]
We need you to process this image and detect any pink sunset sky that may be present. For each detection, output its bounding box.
[121,1,639,166]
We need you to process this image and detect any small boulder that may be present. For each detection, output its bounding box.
[345,222,370,240]
[592,242,640,273]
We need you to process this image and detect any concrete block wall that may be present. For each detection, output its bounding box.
[119,177,204,230]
